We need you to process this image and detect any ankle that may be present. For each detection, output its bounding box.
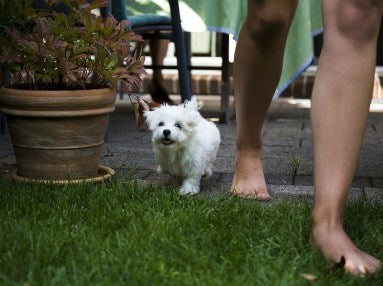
[236,146,263,161]
[236,140,263,153]
[312,207,343,232]
[149,81,165,91]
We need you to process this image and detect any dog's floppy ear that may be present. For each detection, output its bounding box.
[184,96,202,111]
[143,110,157,131]
[182,97,202,131]
[184,110,201,130]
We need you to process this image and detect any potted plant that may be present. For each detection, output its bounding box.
[0,0,146,183]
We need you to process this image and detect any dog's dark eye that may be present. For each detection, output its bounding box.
[159,122,164,126]
[175,123,181,129]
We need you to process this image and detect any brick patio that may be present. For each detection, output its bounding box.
[2,95,382,204]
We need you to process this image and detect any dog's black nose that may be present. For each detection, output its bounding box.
[163,129,171,137]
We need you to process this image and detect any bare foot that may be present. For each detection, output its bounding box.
[312,225,381,276]
[231,148,270,201]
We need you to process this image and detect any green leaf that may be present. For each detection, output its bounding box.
[105,54,118,69]
[9,63,21,71]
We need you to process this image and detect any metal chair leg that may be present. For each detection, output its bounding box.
[184,32,192,92]
[169,0,191,102]
[220,33,230,123]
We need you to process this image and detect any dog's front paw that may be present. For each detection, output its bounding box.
[179,185,200,196]
[156,165,163,174]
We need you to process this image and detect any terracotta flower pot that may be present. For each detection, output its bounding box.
[0,86,116,181]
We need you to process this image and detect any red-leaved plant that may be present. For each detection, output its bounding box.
[0,0,155,126]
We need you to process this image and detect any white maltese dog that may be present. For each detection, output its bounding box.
[144,97,221,195]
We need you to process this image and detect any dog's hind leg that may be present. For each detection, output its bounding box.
[204,163,213,178]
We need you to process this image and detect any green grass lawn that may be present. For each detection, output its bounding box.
[0,177,382,285]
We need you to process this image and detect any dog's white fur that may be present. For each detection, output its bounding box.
[144,97,220,195]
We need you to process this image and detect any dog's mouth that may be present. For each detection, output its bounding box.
[161,138,174,145]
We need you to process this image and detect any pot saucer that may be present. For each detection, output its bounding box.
[11,165,115,185]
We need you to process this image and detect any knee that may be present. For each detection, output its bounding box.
[244,3,296,45]
[334,0,382,43]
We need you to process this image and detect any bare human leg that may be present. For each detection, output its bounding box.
[311,0,383,276]
[149,39,169,89]
[232,0,298,200]
[148,39,174,104]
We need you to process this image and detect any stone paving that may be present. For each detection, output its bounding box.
[1,96,383,204]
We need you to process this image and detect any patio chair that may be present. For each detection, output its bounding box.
[111,0,191,102]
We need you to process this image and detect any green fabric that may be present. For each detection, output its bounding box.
[127,15,171,28]
[125,0,322,98]
[277,0,322,96]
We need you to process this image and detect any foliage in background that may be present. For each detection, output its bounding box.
[0,1,26,38]
[0,0,146,91]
